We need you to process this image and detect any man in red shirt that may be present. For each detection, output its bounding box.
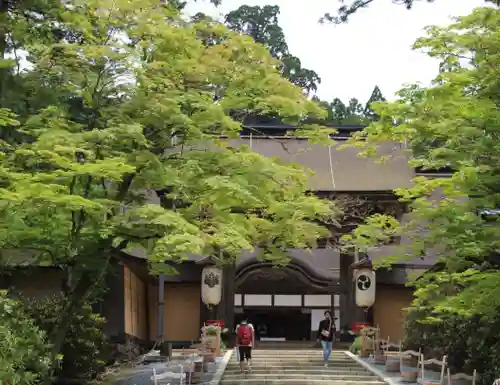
[235,317,254,373]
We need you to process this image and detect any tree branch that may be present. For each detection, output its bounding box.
[321,0,375,24]
[321,0,435,24]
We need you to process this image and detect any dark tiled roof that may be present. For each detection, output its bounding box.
[127,247,341,281]
[227,138,415,191]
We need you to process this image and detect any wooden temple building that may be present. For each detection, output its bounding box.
[2,124,440,349]
[117,124,438,346]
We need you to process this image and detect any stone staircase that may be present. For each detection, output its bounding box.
[220,349,386,385]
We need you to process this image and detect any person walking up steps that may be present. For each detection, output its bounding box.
[317,310,336,367]
[234,319,254,362]
[236,317,254,373]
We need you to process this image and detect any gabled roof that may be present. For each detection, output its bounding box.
[222,138,416,192]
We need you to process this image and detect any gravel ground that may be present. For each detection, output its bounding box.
[113,356,224,385]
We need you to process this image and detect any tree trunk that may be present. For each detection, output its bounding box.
[49,272,94,355]
[44,256,111,384]
[0,0,8,106]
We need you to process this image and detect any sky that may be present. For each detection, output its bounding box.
[185,0,486,103]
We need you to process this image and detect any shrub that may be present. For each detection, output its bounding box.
[349,336,373,354]
[403,307,500,385]
[23,294,109,382]
[0,291,54,385]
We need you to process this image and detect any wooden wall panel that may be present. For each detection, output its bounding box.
[373,285,414,342]
[123,265,148,340]
[148,283,201,342]
[124,266,131,335]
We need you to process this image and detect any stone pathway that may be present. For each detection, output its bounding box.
[108,355,225,385]
[220,349,386,385]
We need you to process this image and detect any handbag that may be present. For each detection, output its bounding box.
[321,318,332,338]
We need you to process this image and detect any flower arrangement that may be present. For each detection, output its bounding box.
[200,324,228,358]
[202,324,228,336]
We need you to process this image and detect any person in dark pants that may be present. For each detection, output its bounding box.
[317,310,336,367]
[236,317,254,373]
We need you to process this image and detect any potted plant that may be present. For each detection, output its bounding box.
[203,325,219,345]
[201,325,228,360]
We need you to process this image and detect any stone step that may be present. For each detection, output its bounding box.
[220,380,385,385]
[246,350,346,353]
[220,349,381,385]
[247,349,347,352]
[246,346,346,356]
[222,373,379,381]
[229,352,354,362]
[224,368,372,375]
[226,367,367,373]
[227,363,364,369]
[227,361,365,366]
[255,343,352,350]
[228,360,361,367]
[248,352,348,354]
[237,355,351,358]
[238,356,351,360]
[243,355,350,359]
[230,354,350,358]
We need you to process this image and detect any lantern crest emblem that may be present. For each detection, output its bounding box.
[356,274,371,291]
[204,272,220,288]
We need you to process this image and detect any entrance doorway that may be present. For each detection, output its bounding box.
[236,308,311,341]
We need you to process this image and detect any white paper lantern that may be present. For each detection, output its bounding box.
[201,266,222,306]
[354,268,376,307]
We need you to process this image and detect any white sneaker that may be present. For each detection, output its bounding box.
[324,363,328,367]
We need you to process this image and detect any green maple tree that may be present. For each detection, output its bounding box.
[342,4,500,317]
[0,0,339,359]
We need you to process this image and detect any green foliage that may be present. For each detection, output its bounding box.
[0,0,336,269]
[364,85,386,121]
[24,295,108,381]
[0,291,54,385]
[312,86,385,126]
[404,305,500,385]
[340,4,500,379]
[349,335,371,353]
[0,0,338,361]
[344,4,500,315]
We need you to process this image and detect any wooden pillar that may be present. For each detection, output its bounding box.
[343,253,365,327]
[199,296,209,332]
[339,291,348,331]
[341,252,355,329]
[216,264,236,347]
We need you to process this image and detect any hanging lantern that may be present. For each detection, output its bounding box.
[354,268,376,307]
[201,266,222,306]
